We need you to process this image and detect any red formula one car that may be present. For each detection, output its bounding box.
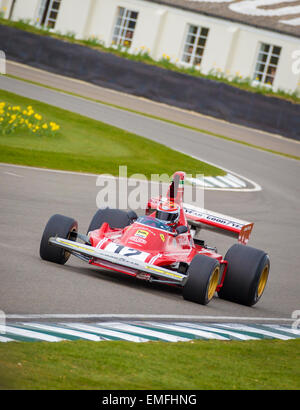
[40,171,270,305]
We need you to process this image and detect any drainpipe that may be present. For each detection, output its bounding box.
[8,0,16,20]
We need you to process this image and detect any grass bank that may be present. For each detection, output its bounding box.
[5,73,300,161]
[0,89,224,178]
[0,339,299,389]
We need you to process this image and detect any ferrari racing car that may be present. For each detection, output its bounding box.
[40,171,270,306]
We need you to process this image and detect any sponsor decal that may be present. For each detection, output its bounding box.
[129,236,147,245]
[135,229,149,239]
[160,234,165,242]
[184,207,243,229]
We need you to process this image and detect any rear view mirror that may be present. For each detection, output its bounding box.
[175,225,188,236]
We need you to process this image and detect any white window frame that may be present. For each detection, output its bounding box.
[112,6,139,48]
[36,0,47,24]
[253,42,281,87]
[180,24,209,68]
[36,0,61,29]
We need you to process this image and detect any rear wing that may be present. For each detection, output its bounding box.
[146,171,253,245]
[146,197,253,245]
[183,203,253,245]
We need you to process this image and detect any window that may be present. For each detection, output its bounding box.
[253,43,281,86]
[181,25,209,67]
[37,0,61,29]
[112,7,139,48]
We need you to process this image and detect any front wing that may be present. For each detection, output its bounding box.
[49,237,187,285]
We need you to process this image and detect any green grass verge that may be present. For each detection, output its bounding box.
[0,89,225,177]
[6,74,300,161]
[0,339,299,389]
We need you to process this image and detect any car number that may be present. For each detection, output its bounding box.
[105,242,150,262]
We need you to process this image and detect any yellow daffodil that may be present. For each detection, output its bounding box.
[1,101,60,135]
[50,122,60,131]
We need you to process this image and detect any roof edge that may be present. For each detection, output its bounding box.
[145,0,300,39]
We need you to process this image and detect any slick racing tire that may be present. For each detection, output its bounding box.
[40,214,78,265]
[217,244,270,306]
[87,208,137,233]
[183,254,220,305]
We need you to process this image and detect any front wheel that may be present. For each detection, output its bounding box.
[218,244,270,306]
[183,255,220,305]
[40,214,78,265]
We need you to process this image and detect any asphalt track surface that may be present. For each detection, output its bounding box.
[0,75,299,322]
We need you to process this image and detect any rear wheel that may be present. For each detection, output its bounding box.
[218,244,270,306]
[183,255,220,305]
[87,208,137,233]
[40,214,78,264]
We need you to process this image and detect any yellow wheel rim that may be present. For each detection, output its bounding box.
[207,266,220,301]
[257,264,269,298]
